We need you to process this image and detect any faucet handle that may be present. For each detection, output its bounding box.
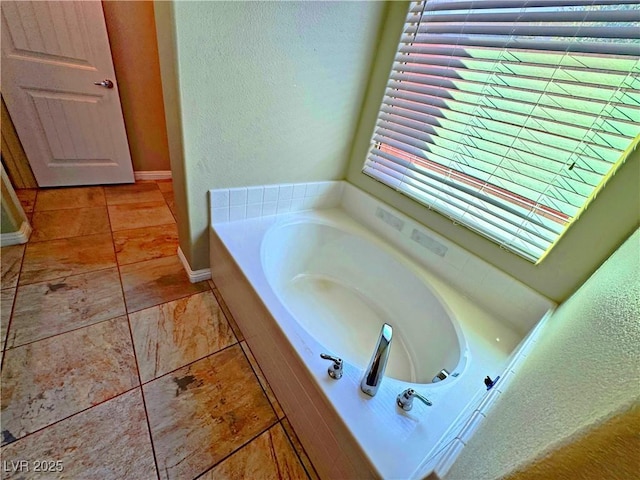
[396,388,432,411]
[320,353,343,380]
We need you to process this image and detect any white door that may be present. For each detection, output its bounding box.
[0,1,134,187]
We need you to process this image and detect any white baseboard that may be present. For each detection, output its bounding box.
[1,221,32,247]
[134,170,172,181]
[177,247,211,283]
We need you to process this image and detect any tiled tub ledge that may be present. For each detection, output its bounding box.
[209,181,555,479]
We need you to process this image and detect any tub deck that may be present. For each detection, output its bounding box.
[211,207,525,479]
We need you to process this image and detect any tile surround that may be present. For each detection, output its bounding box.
[210,181,343,224]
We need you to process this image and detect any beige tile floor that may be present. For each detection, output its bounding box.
[0,181,318,480]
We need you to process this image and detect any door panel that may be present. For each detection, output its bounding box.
[1,1,134,186]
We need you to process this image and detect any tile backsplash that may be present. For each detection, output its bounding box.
[210,181,343,224]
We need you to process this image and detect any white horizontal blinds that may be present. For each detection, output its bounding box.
[364,0,640,261]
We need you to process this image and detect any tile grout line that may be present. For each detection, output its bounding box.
[279,418,318,480]
[206,281,286,422]
[15,232,117,288]
[1,215,33,371]
[28,205,111,243]
[237,338,284,423]
[0,385,142,449]
[138,340,241,387]
[191,417,281,480]
[206,275,318,479]
[106,182,162,480]
[4,306,125,352]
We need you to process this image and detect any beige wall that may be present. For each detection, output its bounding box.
[157,1,387,270]
[103,1,170,172]
[445,228,640,480]
[153,1,192,266]
[505,404,640,480]
[345,1,640,303]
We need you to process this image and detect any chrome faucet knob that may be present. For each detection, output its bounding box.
[320,353,343,380]
[396,388,432,411]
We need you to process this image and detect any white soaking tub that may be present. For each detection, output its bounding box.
[261,219,467,385]
[209,181,554,479]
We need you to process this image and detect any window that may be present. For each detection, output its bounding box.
[363,0,640,262]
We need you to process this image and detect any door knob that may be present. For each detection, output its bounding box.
[93,79,114,89]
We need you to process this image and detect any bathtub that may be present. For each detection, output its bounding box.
[262,218,468,385]
[209,182,553,479]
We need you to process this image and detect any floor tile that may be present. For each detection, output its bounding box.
[163,190,177,218]
[120,256,209,313]
[113,223,179,266]
[200,423,309,480]
[108,201,175,231]
[104,182,165,205]
[0,389,157,479]
[1,289,15,351]
[1,316,138,445]
[6,268,126,349]
[1,244,25,289]
[144,344,276,480]
[130,291,237,383]
[281,418,320,480]
[19,234,116,286]
[209,281,244,342]
[240,341,285,420]
[30,207,110,242]
[15,189,37,213]
[34,187,105,211]
[157,181,173,194]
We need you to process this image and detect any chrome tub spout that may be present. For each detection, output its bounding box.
[361,323,393,396]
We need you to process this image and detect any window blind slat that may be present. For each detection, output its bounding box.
[401,34,640,56]
[382,96,635,150]
[407,23,638,40]
[366,152,561,241]
[384,88,639,137]
[373,128,588,211]
[388,77,640,124]
[378,114,607,186]
[411,0,640,13]
[363,1,640,261]
[414,8,638,24]
[380,101,631,152]
[364,158,556,256]
[394,54,637,89]
[398,44,640,73]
